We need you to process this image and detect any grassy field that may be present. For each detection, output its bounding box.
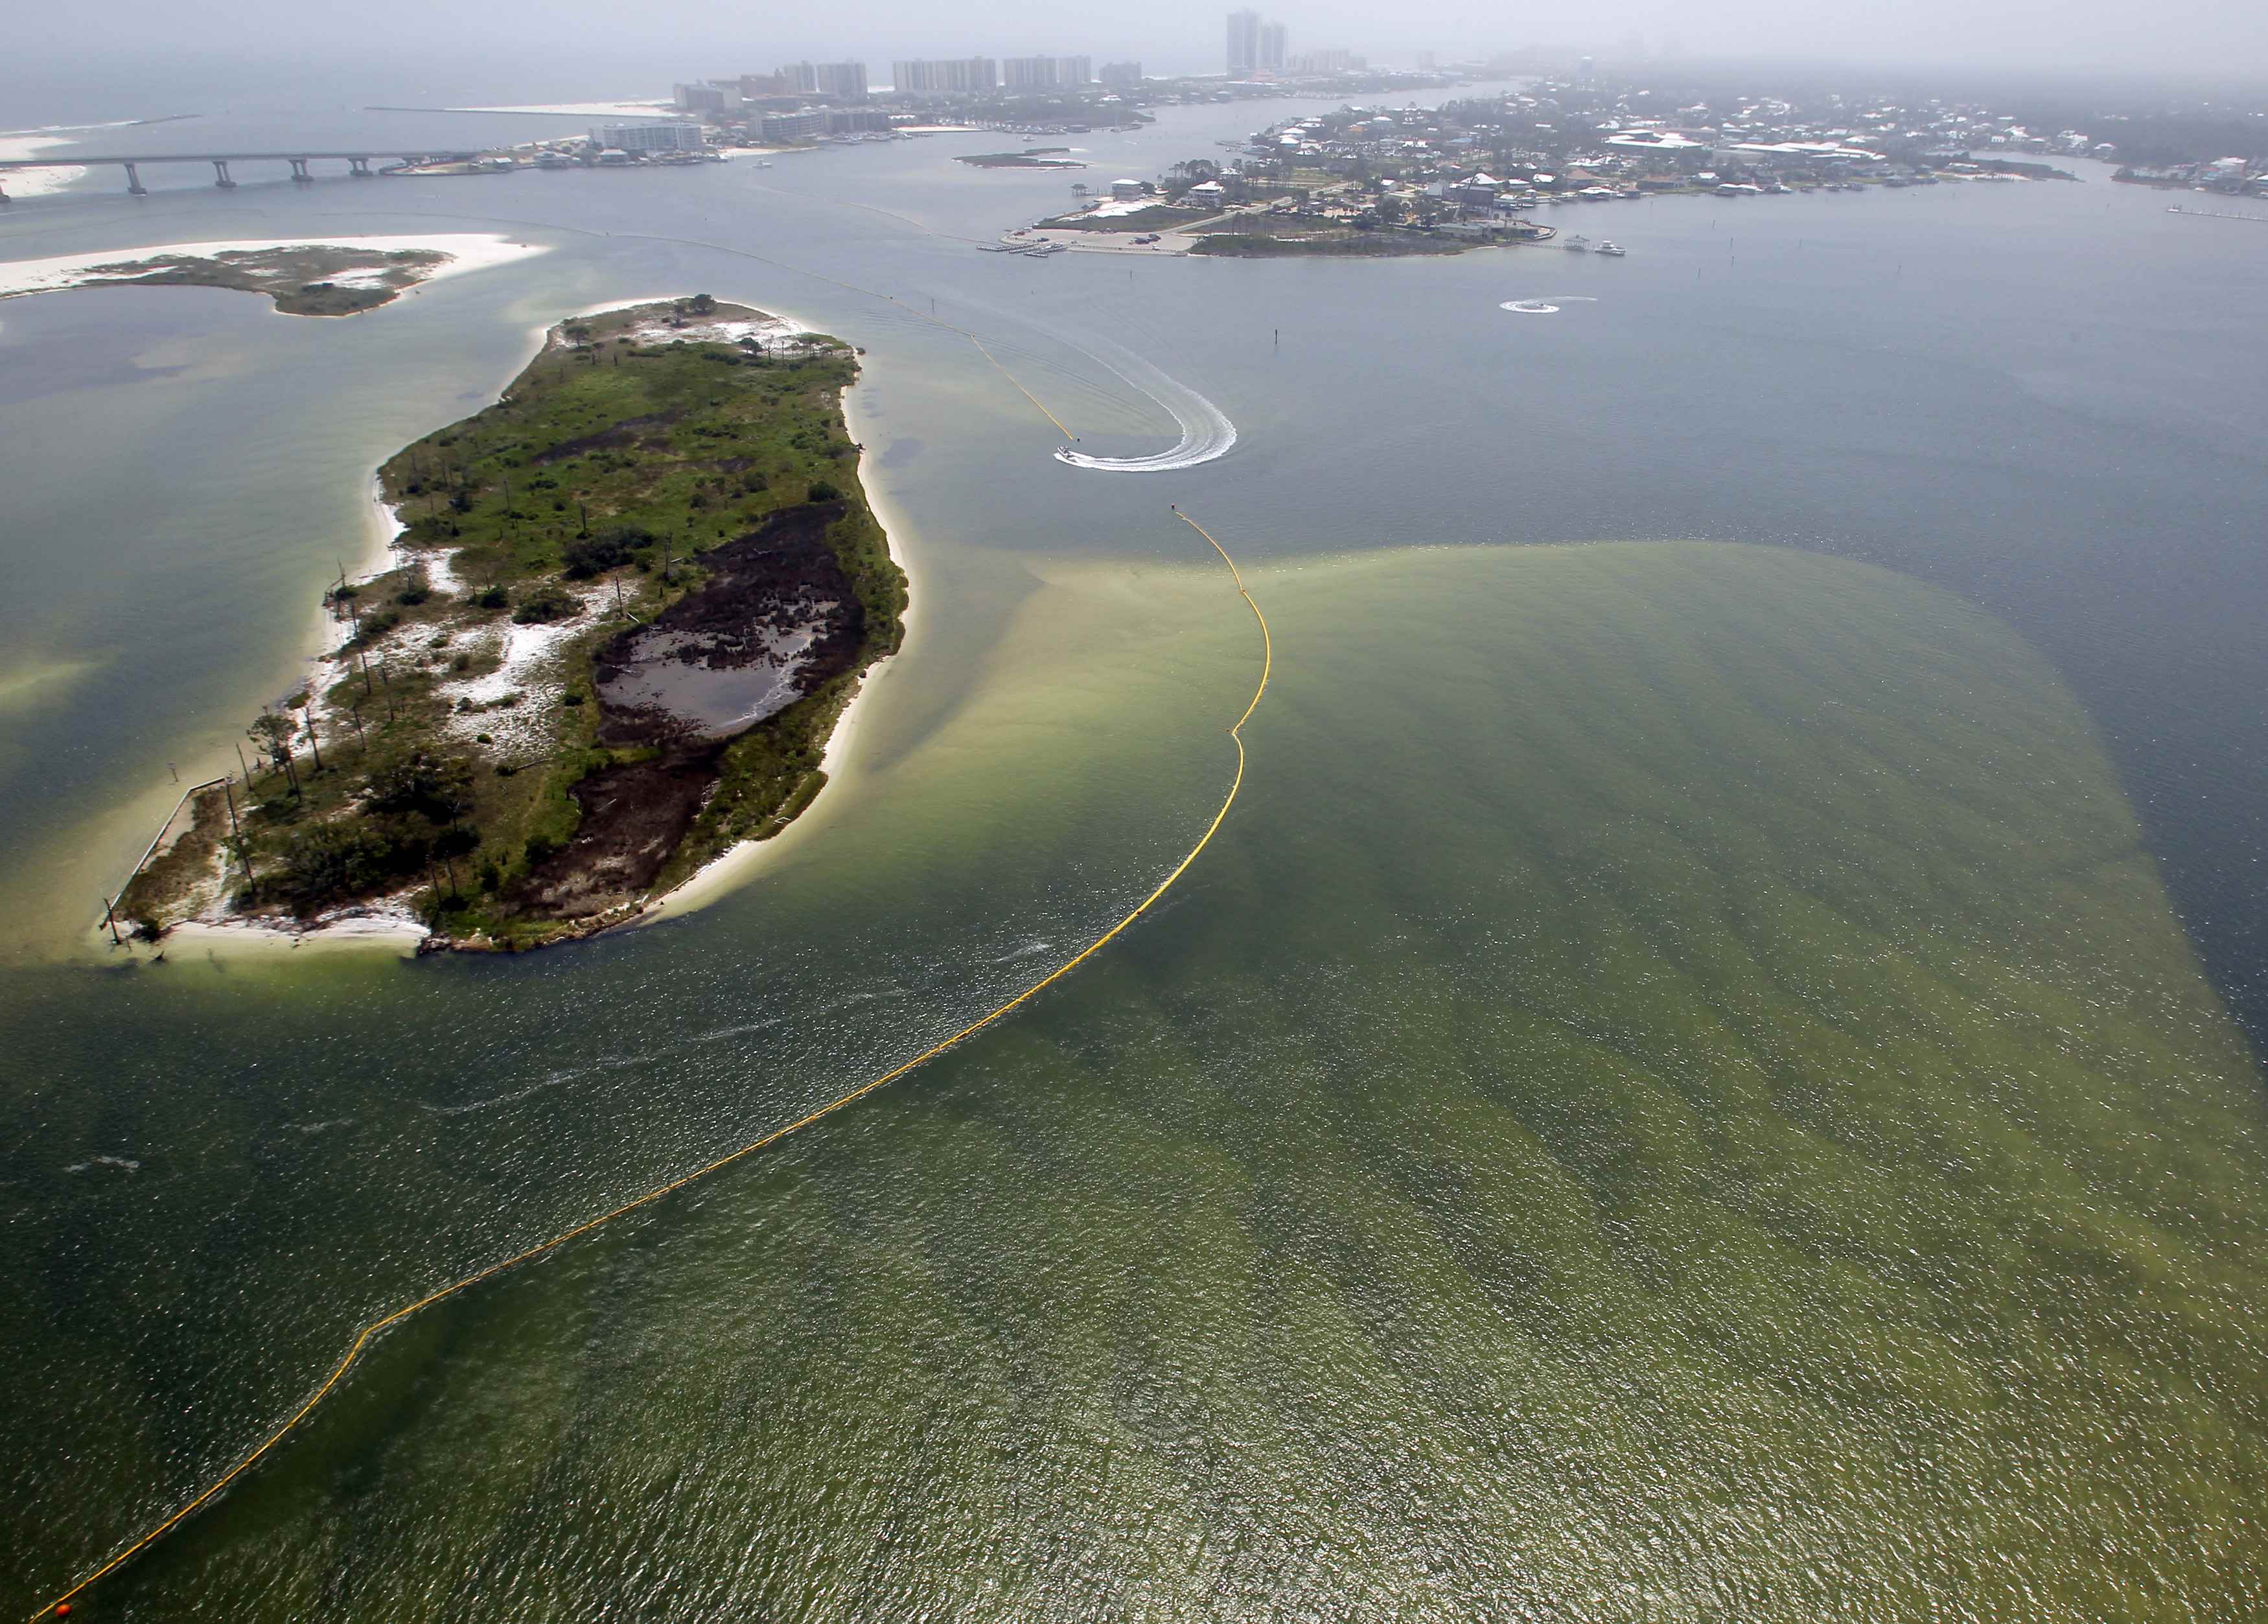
[120,299,904,947]
[83,542,2268,1619]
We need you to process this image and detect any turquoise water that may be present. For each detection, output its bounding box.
[3,96,2267,1618]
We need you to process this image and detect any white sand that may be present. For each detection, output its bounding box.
[1079,196,1162,218]
[0,133,87,198]
[0,234,551,301]
[362,485,463,595]
[619,312,819,350]
[434,583,617,755]
[163,907,428,958]
[543,296,827,356]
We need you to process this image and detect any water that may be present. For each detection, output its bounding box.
[2,89,2266,1618]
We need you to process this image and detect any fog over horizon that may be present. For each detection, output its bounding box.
[6,0,2268,117]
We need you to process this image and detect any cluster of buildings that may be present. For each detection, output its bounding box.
[678,56,1112,102]
[1223,9,1370,81]
[1115,80,2117,242]
[2112,154,2268,196]
[1275,82,2112,195]
[667,64,898,144]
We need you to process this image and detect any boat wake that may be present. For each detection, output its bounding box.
[1499,296,1601,315]
[1051,335,1237,473]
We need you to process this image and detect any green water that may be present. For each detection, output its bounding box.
[55,544,2268,1619]
[6,108,2268,1617]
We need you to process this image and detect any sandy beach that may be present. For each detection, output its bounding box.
[0,132,88,198]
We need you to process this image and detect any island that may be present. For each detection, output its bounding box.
[113,297,906,952]
[0,234,550,316]
[956,147,1087,169]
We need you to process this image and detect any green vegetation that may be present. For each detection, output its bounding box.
[1188,228,1475,257]
[123,299,903,948]
[956,147,1084,169]
[80,246,447,316]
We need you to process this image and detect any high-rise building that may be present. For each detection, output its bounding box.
[759,110,827,143]
[1226,9,1261,76]
[815,61,869,100]
[1002,56,1092,90]
[1258,21,1287,73]
[674,82,742,114]
[1100,61,1144,88]
[776,62,868,99]
[891,57,999,95]
[592,121,707,153]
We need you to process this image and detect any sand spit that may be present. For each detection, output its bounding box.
[0,234,550,303]
[0,132,87,198]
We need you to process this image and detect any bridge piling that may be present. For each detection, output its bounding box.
[288,157,311,182]
[349,156,372,177]
[124,161,146,196]
[211,159,235,189]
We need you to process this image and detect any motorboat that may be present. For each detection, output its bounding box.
[1595,240,1627,256]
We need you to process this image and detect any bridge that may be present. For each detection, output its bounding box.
[0,151,441,201]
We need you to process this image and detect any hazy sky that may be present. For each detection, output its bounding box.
[11,0,2268,91]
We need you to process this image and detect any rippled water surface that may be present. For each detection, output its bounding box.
[2,89,2266,1620]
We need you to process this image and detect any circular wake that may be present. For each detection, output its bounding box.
[1051,334,1237,473]
[1499,296,1601,315]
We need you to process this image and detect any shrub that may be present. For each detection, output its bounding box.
[473,585,509,610]
[563,524,651,578]
[513,585,577,624]
[362,748,476,822]
[349,609,401,645]
[276,823,417,909]
[807,480,840,503]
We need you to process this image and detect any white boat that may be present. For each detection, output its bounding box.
[1561,233,1592,251]
[1595,240,1626,257]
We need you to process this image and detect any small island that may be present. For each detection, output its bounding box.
[956,147,1087,169]
[113,297,905,952]
[0,234,549,316]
